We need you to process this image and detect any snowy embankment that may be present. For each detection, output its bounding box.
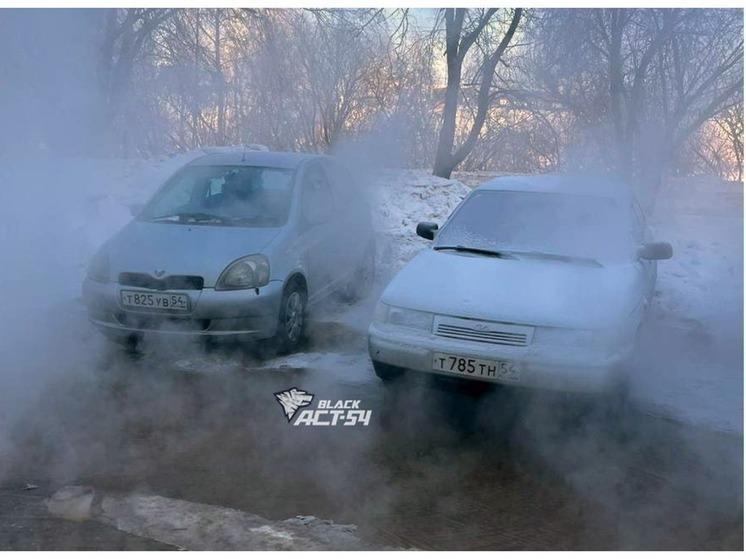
[630,177,743,433]
[46,485,369,550]
[373,169,471,275]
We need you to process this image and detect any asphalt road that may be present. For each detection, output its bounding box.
[0,296,742,550]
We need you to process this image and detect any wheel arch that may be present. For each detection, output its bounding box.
[284,271,308,295]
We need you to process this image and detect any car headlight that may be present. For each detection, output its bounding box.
[87,250,110,283]
[216,254,270,291]
[375,302,433,331]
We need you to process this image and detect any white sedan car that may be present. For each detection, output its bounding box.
[368,175,672,393]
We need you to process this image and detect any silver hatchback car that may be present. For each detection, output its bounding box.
[83,148,374,352]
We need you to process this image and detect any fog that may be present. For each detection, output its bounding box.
[0,7,742,551]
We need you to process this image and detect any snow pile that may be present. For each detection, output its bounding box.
[651,176,742,335]
[627,176,743,433]
[259,351,374,385]
[46,487,370,550]
[97,493,366,550]
[372,169,471,275]
[172,355,246,376]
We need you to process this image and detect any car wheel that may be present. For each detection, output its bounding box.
[273,279,307,354]
[372,360,405,382]
[339,244,375,303]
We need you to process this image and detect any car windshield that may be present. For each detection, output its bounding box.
[140,165,295,227]
[435,190,637,262]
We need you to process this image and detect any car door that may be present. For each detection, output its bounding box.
[299,161,338,302]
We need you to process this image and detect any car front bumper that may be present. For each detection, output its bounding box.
[368,322,630,393]
[82,278,284,339]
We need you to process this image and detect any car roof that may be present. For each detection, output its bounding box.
[476,174,635,203]
[186,148,323,169]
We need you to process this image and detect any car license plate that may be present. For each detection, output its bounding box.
[432,352,521,381]
[120,290,190,313]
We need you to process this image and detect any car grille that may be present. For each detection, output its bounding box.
[119,272,204,291]
[434,316,533,347]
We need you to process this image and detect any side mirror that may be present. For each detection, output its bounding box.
[638,241,673,260]
[416,222,439,240]
[128,203,144,217]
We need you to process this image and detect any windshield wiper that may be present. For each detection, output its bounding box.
[150,212,228,224]
[507,250,602,267]
[434,245,511,259]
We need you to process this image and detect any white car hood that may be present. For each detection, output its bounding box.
[381,249,644,329]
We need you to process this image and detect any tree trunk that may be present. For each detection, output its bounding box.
[432,9,465,179]
[214,12,226,145]
[432,57,462,178]
[432,8,522,179]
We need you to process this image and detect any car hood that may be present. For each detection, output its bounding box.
[105,220,281,287]
[380,249,644,329]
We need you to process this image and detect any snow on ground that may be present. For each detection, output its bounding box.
[259,351,374,382]
[170,351,374,383]
[373,169,471,275]
[651,176,743,335]
[172,354,247,376]
[46,486,369,550]
[628,176,743,433]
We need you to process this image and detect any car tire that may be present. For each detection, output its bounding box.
[372,360,405,382]
[339,243,375,303]
[272,279,307,355]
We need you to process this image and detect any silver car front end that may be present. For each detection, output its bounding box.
[83,277,284,340]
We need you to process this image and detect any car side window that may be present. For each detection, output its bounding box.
[302,163,334,224]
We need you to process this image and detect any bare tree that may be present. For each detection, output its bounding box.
[98,8,174,153]
[528,9,742,187]
[432,8,523,178]
[716,104,745,181]
[91,7,741,182]
[654,9,743,183]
